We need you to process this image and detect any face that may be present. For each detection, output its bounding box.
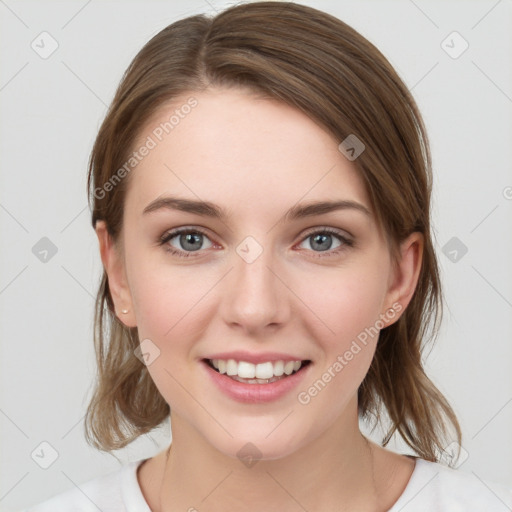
[96,87,421,461]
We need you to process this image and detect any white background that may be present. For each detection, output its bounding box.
[1,0,511,510]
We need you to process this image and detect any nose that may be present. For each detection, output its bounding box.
[219,241,290,335]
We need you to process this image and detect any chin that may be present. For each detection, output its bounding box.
[205,424,310,463]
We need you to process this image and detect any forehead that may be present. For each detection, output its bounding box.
[125,87,370,219]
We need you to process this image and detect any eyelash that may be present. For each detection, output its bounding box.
[159,227,354,259]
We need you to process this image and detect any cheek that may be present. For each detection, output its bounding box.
[127,250,213,342]
[291,259,389,404]
[295,262,389,348]
[293,269,387,425]
[126,258,215,410]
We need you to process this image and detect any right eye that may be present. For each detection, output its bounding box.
[159,228,215,258]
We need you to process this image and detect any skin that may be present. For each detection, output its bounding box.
[96,86,423,511]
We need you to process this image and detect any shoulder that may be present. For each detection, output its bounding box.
[19,459,150,512]
[390,457,512,511]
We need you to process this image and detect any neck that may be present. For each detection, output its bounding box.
[158,402,394,512]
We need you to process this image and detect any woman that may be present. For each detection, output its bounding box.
[23,1,512,510]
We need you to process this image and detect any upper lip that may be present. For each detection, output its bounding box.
[202,351,310,365]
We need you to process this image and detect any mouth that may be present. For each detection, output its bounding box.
[202,358,312,384]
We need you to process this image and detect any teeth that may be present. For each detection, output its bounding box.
[255,362,273,379]
[226,359,237,376]
[284,361,294,375]
[273,360,284,376]
[210,358,306,380]
[217,359,226,374]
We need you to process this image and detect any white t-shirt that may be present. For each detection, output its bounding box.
[20,456,512,511]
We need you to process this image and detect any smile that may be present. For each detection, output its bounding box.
[204,358,312,384]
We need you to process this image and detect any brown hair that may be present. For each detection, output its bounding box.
[85,1,462,464]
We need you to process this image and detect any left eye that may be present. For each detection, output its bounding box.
[297,230,349,253]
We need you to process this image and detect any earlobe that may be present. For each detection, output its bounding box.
[382,232,424,327]
[94,221,137,327]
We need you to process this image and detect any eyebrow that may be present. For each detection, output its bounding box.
[142,195,371,221]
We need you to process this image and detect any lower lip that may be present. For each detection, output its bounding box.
[201,360,311,404]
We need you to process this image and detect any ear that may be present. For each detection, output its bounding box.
[95,220,137,327]
[381,231,424,327]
